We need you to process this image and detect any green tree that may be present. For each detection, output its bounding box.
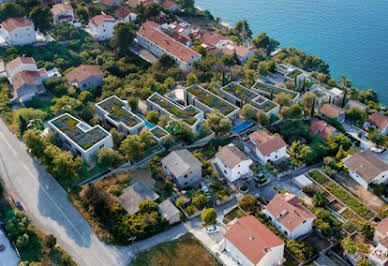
[302,92,316,116]
[138,200,159,213]
[111,22,136,57]
[256,110,269,125]
[146,110,159,124]
[312,192,328,207]
[341,237,357,254]
[207,111,232,135]
[357,258,373,266]
[109,128,124,149]
[345,107,365,125]
[139,129,155,148]
[79,91,93,104]
[179,0,195,10]
[51,152,83,182]
[13,108,46,136]
[23,129,46,158]
[127,96,138,112]
[51,96,81,115]
[0,3,25,22]
[120,135,145,161]
[232,20,252,41]
[358,221,375,240]
[192,192,209,210]
[201,208,217,225]
[240,104,256,121]
[286,240,314,261]
[273,92,291,107]
[44,234,57,249]
[186,73,199,86]
[239,194,257,213]
[29,6,51,33]
[97,147,123,168]
[252,32,279,56]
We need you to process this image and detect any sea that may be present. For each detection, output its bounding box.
[196,0,388,104]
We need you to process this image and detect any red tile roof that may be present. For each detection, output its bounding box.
[310,119,336,139]
[162,0,177,9]
[65,65,104,83]
[1,17,33,32]
[250,130,287,156]
[216,144,250,169]
[368,112,388,130]
[225,216,284,265]
[265,193,315,232]
[128,0,154,7]
[377,218,388,236]
[51,3,73,15]
[319,103,343,119]
[11,71,41,90]
[200,31,230,47]
[223,44,255,58]
[89,15,115,27]
[6,57,36,74]
[114,6,135,19]
[137,21,200,63]
[99,0,120,6]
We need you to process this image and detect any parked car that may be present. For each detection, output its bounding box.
[10,192,23,210]
[201,182,209,193]
[206,225,219,234]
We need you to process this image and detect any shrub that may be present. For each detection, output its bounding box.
[308,170,327,184]
[286,240,315,261]
[201,208,217,225]
[239,195,257,213]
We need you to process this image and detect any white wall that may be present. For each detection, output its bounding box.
[89,21,115,41]
[225,238,255,266]
[7,63,37,78]
[215,157,252,183]
[255,145,287,164]
[53,10,74,23]
[5,26,36,45]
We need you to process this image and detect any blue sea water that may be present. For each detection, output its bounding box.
[196,0,388,104]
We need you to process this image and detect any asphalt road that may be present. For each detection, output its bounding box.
[0,120,126,266]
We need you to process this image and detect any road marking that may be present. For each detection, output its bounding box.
[0,133,120,266]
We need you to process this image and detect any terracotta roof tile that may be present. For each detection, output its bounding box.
[11,71,41,90]
[223,44,255,57]
[6,57,36,74]
[216,144,250,169]
[265,193,315,232]
[200,31,230,47]
[225,216,284,265]
[114,6,135,19]
[343,151,388,184]
[89,15,115,27]
[377,218,388,236]
[162,0,177,9]
[137,21,200,63]
[1,17,33,32]
[250,130,286,156]
[51,3,73,15]
[310,119,336,139]
[65,65,104,83]
[368,112,388,130]
[319,103,343,119]
[128,0,154,7]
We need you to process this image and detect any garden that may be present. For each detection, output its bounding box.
[252,81,298,100]
[175,190,210,217]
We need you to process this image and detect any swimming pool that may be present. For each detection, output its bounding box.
[232,120,254,134]
[137,114,155,129]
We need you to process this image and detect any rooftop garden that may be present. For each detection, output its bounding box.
[252,82,298,99]
[98,97,142,128]
[288,70,303,79]
[148,94,200,126]
[151,126,168,139]
[251,97,278,113]
[187,85,238,116]
[51,114,108,150]
[222,82,258,102]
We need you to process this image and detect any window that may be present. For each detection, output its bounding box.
[284,231,288,235]
[303,220,306,224]
[224,170,227,174]
[184,174,188,178]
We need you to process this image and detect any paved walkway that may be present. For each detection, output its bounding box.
[0,120,126,266]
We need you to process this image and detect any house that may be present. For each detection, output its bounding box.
[114,6,137,22]
[88,14,116,41]
[51,3,75,24]
[370,218,388,266]
[343,151,388,189]
[95,95,145,135]
[118,181,159,214]
[48,113,113,164]
[223,44,255,63]
[293,174,313,189]
[136,21,201,71]
[365,112,388,135]
[224,216,284,266]
[159,199,180,224]
[311,85,344,107]
[199,31,231,50]
[128,0,155,8]
[162,0,179,12]
[263,193,316,239]
[6,57,48,102]
[99,0,121,7]
[345,100,368,113]
[310,118,337,140]
[319,103,345,123]
[1,17,36,45]
[65,65,104,90]
[249,130,287,164]
[215,144,252,182]
[329,87,344,105]
[161,149,202,189]
[40,0,63,6]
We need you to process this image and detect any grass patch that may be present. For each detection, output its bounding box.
[223,207,246,224]
[308,170,328,185]
[130,233,220,266]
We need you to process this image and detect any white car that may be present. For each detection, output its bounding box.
[206,225,219,234]
[201,182,209,193]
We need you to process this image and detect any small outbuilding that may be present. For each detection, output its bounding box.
[293,174,313,189]
[118,181,159,214]
[159,199,180,224]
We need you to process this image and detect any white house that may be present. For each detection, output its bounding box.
[249,130,287,164]
[1,17,36,46]
[88,14,116,41]
[65,64,104,90]
[343,151,388,189]
[365,112,388,135]
[48,113,113,164]
[225,216,284,266]
[136,21,201,71]
[6,57,37,79]
[223,44,255,63]
[263,193,316,239]
[370,218,388,266]
[199,31,232,50]
[215,144,252,183]
[319,103,345,123]
[51,3,75,24]
[114,6,137,22]
[162,0,179,12]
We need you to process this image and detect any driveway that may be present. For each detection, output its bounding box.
[0,120,126,266]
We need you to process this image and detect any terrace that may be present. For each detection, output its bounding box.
[96,96,144,134]
[186,84,239,118]
[147,93,204,129]
[50,113,109,151]
[150,126,169,144]
[252,80,299,102]
[220,82,279,115]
